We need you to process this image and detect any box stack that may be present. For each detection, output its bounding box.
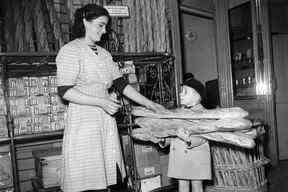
[121,135,163,192]
[0,79,8,139]
[134,142,162,192]
[7,76,66,135]
[33,147,62,189]
[134,142,161,179]
[0,152,13,190]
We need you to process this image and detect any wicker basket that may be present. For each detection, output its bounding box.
[205,136,269,192]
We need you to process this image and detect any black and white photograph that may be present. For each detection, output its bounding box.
[0,0,287,192]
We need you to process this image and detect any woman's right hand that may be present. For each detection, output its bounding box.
[145,101,169,114]
[100,96,121,115]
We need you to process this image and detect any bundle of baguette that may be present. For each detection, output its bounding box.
[131,105,260,148]
[132,105,249,119]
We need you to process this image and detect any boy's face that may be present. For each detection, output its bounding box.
[180,85,201,107]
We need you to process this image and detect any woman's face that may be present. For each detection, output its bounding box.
[83,15,109,43]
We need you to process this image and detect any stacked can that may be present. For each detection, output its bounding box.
[7,76,67,135]
[0,79,8,138]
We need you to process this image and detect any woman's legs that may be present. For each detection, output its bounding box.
[178,179,190,192]
[191,180,203,192]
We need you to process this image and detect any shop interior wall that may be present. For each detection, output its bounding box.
[180,0,215,13]
[180,13,218,84]
[270,2,288,160]
[179,0,217,85]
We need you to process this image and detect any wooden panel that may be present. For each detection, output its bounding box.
[20,181,33,192]
[273,35,288,160]
[276,104,288,160]
[17,159,35,171]
[0,145,10,152]
[259,0,278,165]
[167,0,182,105]
[214,0,234,107]
[19,169,35,182]
[180,0,215,12]
[270,5,288,34]
[273,35,288,103]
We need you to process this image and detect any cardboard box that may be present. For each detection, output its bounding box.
[39,155,62,188]
[140,175,161,192]
[0,152,13,189]
[33,147,62,188]
[121,135,161,179]
[134,142,161,178]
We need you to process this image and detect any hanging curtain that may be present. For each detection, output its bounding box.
[122,0,171,52]
[2,0,171,53]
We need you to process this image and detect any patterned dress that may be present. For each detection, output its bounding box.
[56,38,126,192]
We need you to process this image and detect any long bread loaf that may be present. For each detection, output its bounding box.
[132,106,249,119]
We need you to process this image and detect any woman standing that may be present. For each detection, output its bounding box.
[56,4,166,192]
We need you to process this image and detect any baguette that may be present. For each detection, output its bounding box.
[132,106,249,119]
[199,132,255,148]
[132,127,255,148]
[135,117,252,135]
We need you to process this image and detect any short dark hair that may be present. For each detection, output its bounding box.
[71,4,111,39]
[183,73,208,107]
[183,73,194,82]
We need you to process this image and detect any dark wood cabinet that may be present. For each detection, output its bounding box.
[228,2,256,99]
[215,0,277,164]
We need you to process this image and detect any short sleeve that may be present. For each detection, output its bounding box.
[56,44,80,86]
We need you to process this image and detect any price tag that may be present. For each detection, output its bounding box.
[104,5,130,17]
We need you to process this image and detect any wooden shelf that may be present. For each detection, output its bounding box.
[2,124,137,145]
[0,186,13,191]
[0,137,10,145]
[0,52,177,192]
[13,130,63,145]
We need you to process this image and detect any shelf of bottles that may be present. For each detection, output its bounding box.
[229,2,257,99]
[231,47,256,98]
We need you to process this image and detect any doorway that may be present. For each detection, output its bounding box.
[180,12,218,84]
[272,34,288,160]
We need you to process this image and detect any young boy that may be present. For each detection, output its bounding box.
[165,85,212,192]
